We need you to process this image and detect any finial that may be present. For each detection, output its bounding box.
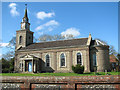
[24,4,28,18]
[25,4,27,8]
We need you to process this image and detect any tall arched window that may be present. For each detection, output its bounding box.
[60,53,65,67]
[46,54,50,67]
[77,53,82,65]
[93,53,97,66]
[19,36,22,44]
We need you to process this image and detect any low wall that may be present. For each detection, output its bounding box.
[1,75,120,90]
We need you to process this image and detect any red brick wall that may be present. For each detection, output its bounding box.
[1,75,120,89]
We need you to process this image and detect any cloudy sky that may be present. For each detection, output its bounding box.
[1,2,118,54]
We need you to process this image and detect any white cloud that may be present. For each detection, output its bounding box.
[35,26,43,31]
[0,43,9,47]
[61,27,80,37]
[36,11,55,20]
[9,3,19,16]
[45,20,58,26]
[35,20,59,31]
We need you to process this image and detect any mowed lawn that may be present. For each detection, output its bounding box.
[0,72,119,76]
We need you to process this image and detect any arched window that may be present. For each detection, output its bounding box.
[19,36,22,44]
[77,53,82,65]
[46,54,50,67]
[60,53,65,67]
[93,53,97,66]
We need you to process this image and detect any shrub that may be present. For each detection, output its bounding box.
[72,64,84,74]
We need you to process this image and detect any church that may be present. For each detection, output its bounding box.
[14,6,110,73]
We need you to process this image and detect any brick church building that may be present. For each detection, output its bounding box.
[14,6,110,73]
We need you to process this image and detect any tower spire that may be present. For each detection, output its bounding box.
[22,4,29,23]
[24,4,28,18]
[21,4,30,30]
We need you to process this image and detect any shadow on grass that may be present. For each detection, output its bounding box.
[83,72,104,75]
[83,72,91,74]
[95,73,102,75]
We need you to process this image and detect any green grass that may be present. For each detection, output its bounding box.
[0,72,119,76]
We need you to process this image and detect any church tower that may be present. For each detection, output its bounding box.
[16,4,33,50]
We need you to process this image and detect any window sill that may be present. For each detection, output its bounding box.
[60,66,67,68]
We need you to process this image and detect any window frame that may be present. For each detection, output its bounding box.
[77,52,82,65]
[60,53,66,67]
[45,54,50,67]
[93,53,97,66]
[19,36,22,44]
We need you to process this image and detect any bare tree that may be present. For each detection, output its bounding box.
[38,34,74,42]
[33,36,38,43]
[63,34,74,39]
[109,45,117,56]
[38,34,53,42]
[2,51,15,60]
[53,34,65,40]
[7,37,16,50]
[95,38,117,56]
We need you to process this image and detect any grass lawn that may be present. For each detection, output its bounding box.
[0,72,119,76]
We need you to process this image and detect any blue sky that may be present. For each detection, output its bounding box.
[1,2,118,55]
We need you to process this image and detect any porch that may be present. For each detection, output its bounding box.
[19,54,40,73]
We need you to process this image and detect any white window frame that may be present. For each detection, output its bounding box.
[76,51,83,65]
[77,52,82,65]
[60,52,66,68]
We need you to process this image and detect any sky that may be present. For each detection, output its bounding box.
[1,2,118,55]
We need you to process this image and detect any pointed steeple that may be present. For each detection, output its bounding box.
[22,4,29,23]
[21,4,30,30]
[24,4,28,18]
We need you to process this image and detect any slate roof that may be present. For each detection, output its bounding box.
[20,38,88,50]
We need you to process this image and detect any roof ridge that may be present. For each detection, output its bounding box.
[34,37,88,44]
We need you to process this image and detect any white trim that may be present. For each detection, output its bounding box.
[59,52,66,68]
[95,39,107,45]
[76,51,83,65]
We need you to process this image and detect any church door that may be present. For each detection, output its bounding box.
[28,61,32,72]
